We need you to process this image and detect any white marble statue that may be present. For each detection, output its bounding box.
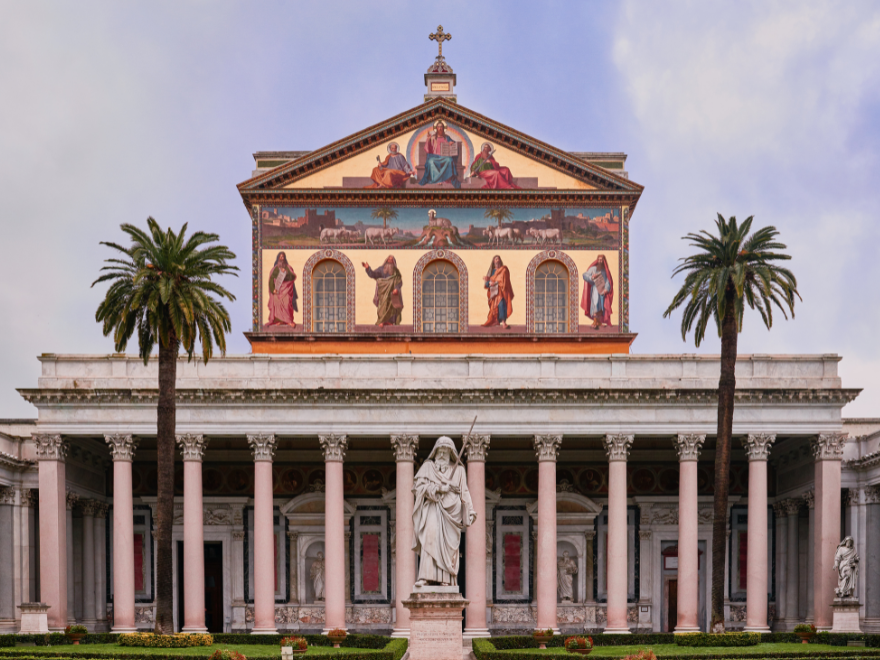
[557,551,577,602]
[412,436,476,587]
[834,536,859,599]
[310,551,326,601]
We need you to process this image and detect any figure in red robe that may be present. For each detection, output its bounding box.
[267,252,298,328]
[470,143,520,189]
[581,255,614,329]
[482,255,515,329]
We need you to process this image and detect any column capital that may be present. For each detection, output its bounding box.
[464,434,491,462]
[638,530,653,541]
[177,434,208,461]
[533,435,561,462]
[603,434,634,462]
[93,501,110,517]
[0,487,15,505]
[34,433,68,461]
[319,434,348,462]
[674,434,705,462]
[811,433,847,461]
[782,498,802,516]
[287,530,299,541]
[584,530,596,541]
[80,499,101,517]
[66,490,79,510]
[802,489,815,509]
[232,530,246,541]
[845,488,862,507]
[17,488,36,508]
[247,433,276,462]
[865,486,880,504]
[390,434,419,462]
[105,433,137,462]
[742,433,776,461]
[772,500,788,517]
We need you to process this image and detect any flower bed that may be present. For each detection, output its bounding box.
[119,632,214,648]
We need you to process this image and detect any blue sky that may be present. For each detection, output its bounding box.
[1,1,879,417]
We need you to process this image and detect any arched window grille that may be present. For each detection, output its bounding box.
[421,261,460,333]
[534,261,569,333]
[312,260,347,333]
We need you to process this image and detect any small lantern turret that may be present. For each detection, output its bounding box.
[425,25,456,103]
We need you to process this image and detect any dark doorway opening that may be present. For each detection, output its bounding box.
[667,579,678,632]
[176,541,225,633]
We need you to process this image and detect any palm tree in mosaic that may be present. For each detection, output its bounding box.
[484,207,514,228]
[663,214,799,632]
[92,218,237,633]
[371,206,398,229]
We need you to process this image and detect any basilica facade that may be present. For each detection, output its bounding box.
[0,44,876,638]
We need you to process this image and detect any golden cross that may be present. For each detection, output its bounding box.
[429,25,451,58]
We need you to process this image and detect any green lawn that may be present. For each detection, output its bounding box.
[498,644,857,657]
[1,645,374,657]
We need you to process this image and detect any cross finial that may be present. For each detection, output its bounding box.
[429,25,451,59]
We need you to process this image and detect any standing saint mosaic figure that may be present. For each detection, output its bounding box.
[834,536,859,598]
[412,437,476,587]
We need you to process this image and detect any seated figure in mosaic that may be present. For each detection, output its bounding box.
[412,436,476,587]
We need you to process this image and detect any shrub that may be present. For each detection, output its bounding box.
[674,632,760,647]
[564,636,592,650]
[281,636,308,650]
[793,624,817,634]
[210,651,247,660]
[119,632,214,647]
[64,626,88,636]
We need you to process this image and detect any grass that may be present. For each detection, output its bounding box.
[496,644,855,657]
[1,645,375,657]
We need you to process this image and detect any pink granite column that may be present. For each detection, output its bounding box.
[604,434,634,634]
[812,433,846,630]
[465,433,491,639]
[105,433,138,633]
[390,435,418,638]
[35,434,69,631]
[178,434,209,633]
[248,433,278,634]
[81,500,98,628]
[534,435,562,632]
[674,434,705,634]
[320,434,349,633]
[742,433,775,633]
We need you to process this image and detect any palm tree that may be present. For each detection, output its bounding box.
[663,214,799,632]
[92,218,237,633]
[371,207,398,229]
[484,207,514,228]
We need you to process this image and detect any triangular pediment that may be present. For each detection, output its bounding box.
[238,98,642,194]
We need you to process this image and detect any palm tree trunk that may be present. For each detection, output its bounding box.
[154,340,178,633]
[711,294,738,632]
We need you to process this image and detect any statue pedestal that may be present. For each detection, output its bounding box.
[831,598,862,633]
[403,589,468,660]
[18,603,50,634]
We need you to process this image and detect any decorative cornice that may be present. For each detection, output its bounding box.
[390,434,419,463]
[843,449,880,471]
[534,435,562,462]
[319,434,348,462]
[674,434,705,462]
[812,433,848,461]
[604,434,634,462]
[743,433,776,461]
[17,387,863,407]
[247,433,276,462]
[0,450,34,472]
[464,434,490,462]
[105,434,137,462]
[177,434,208,462]
[33,434,68,461]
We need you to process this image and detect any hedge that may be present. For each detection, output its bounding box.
[675,633,760,647]
[489,634,677,648]
[119,633,213,648]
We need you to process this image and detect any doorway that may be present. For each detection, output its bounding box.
[177,541,225,633]
[666,579,678,632]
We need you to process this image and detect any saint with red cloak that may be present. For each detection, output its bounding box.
[267,252,298,328]
[581,254,614,328]
[482,255,514,329]
[470,143,520,190]
[367,142,415,189]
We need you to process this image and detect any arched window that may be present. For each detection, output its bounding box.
[421,261,460,333]
[534,261,569,333]
[312,260,347,332]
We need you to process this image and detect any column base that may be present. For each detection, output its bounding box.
[603,627,631,634]
[251,627,279,635]
[182,626,209,633]
[391,628,411,638]
[743,626,772,633]
[673,626,701,634]
[463,628,490,640]
[111,626,138,633]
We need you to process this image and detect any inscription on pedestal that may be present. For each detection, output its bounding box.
[403,591,468,660]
